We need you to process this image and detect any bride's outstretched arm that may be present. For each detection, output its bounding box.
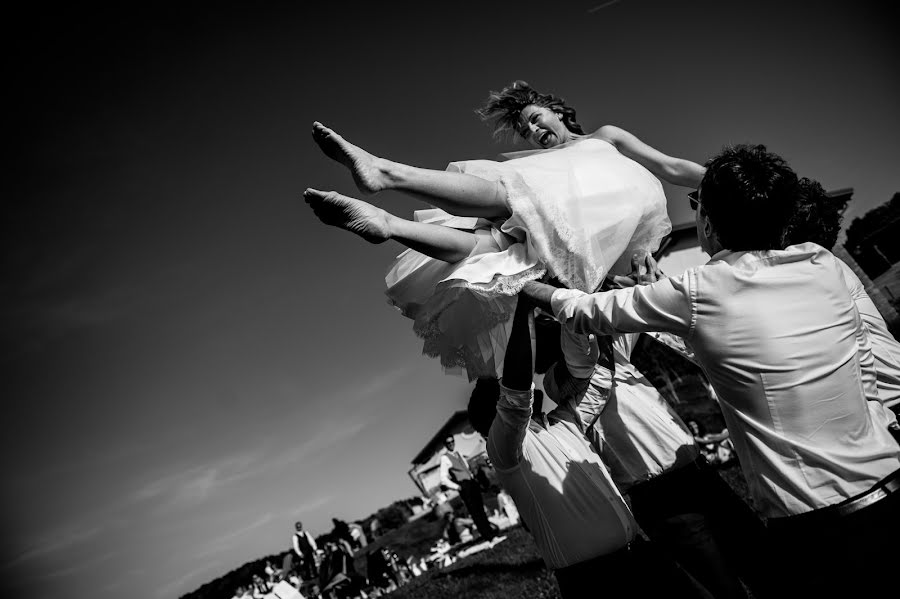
[593,125,705,188]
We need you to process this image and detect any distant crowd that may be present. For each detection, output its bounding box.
[228,472,526,599]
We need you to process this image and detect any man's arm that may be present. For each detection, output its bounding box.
[503,298,535,391]
[487,299,535,470]
[307,531,317,552]
[524,273,695,339]
[292,534,301,556]
[520,280,556,314]
[439,454,460,491]
[595,125,705,188]
[559,276,694,337]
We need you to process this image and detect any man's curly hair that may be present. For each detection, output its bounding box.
[476,80,585,142]
[700,144,800,251]
[781,177,849,250]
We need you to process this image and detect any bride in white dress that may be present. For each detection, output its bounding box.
[304,81,705,380]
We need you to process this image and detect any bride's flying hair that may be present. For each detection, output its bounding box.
[475,80,585,142]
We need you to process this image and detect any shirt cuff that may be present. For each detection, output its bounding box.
[551,288,586,323]
[498,380,535,410]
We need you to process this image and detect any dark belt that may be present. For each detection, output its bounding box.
[768,467,900,529]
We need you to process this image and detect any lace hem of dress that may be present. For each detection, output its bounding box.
[462,263,547,296]
[411,297,513,341]
[418,307,512,377]
[409,265,546,380]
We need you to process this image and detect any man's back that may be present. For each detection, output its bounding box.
[487,384,634,569]
[688,243,899,515]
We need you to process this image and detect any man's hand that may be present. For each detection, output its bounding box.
[560,328,600,364]
[629,251,665,285]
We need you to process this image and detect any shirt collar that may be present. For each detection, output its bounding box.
[705,248,739,264]
[705,243,825,268]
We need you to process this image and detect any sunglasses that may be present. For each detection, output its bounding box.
[688,190,700,211]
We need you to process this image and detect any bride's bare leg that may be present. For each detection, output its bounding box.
[303,189,477,263]
[312,122,510,219]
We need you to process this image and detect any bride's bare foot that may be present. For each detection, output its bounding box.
[312,122,392,194]
[303,188,392,244]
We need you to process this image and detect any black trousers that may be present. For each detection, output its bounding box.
[457,479,495,540]
[554,537,705,598]
[628,458,773,599]
[298,551,318,580]
[765,468,900,598]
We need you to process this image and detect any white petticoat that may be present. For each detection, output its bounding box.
[386,138,671,380]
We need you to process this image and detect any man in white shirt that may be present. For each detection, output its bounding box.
[544,316,769,599]
[291,521,318,581]
[521,144,900,597]
[468,297,703,598]
[438,436,496,541]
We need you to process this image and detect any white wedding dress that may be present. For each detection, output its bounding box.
[385,137,671,380]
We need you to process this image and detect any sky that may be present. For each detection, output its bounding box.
[3,1,898,598]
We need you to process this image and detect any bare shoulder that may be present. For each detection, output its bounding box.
[591,125,629,143]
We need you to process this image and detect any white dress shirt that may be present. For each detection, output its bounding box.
[487,382,635,569]
[838,258,900,411]
[438,452,462,491]
[543,330,698,491]
[551,243,900,518]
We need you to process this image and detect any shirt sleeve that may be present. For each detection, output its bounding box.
[487,382,534,471]
[307,531,317,552]
[851,305,897,425]
[551,273,695,338]
[292,534,301,556]
[439,454,460,491]
[839,259,889,332]
[837,258,899,421]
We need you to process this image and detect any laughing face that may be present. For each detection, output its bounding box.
[517,104,572,149]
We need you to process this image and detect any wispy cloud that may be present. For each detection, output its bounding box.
[43,550,117,580]
[350,365,413,400]
[588,0,622,12]
[12,440,157,487]
[265,420,367,473]
[155,562,219,599]
[3,523,104,569]
[131,450,263,508]
[190,513,275,559]
[128,418,366,514]
[292,495,332,515]
[2,246,215,359]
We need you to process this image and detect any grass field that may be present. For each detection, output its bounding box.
[366,460,754,599]
[388,526,560,599]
